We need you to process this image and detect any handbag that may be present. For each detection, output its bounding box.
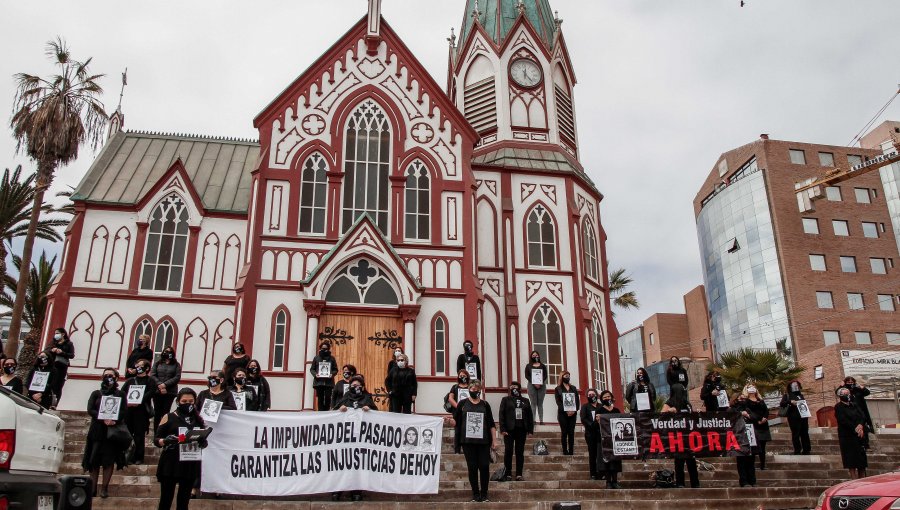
[490,465,507,481]
[532,439,549,456]
[651,469,676,488]
[107,422,133,449]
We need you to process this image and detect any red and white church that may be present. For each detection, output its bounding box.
[45,0,621,413]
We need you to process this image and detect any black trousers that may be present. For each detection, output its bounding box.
[390,396,413,414]
[503,429,527,477]
[461,444,491,497]
[674,457,699,488]
[788,416,811,454]
[736,455,756,486]
[153,393,177,432]
[52,363,68,405]
[558,414,577,455]
[315,386,332,411]
[757,440,768,468]
[126,407,150,462]
[585,434,599,477]
[158,478,193,510]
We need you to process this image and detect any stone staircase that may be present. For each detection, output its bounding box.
[57,412,900,509]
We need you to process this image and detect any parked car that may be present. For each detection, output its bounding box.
[0,386,65,509]
[815,470,900,510]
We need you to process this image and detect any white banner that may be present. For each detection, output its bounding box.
[201,410,443,496]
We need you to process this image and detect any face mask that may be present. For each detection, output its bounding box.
[235,377,246,386]
[747,387,757,394]
[531,356,539,362]
[343,372,351,379]
[136,366,146,375]
[562,376,571,383]
[845,382,854,388]
[397,361,407,368]
[470,390,480,400]
[511,388,520,397]
[248,367,259,375]
[671,360,678,365]
[320,349,330,357]
[464,344,473,353]
[54,333,63,341]
[103,375,116,386]
[459,375,469,384]
[178,403,195,414]
[233,346,243,354]
[840,394,851,403]
[38,357,49,366]
[587,395,597,403]
[637,374,645,382]
[3,366,15,375]
[351,386,363,395]
[602,399,613,406]
[165,352,174,360]
[208,377,220,387]
[790,383,799,392]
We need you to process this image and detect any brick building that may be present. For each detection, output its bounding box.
[694,133,900,425]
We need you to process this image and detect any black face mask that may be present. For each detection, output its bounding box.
[3,366,16,375]
[343,372,351,379]
[38,358,49,367]
[235,377,246,386]
[459,376,469,384]
[320,349,330,357]
[136,366,146,375]
[351,386,363,396]
[248,367,259,375]
[511,388,520,397]
[164,352,175,361]
[587,395,598,403]
[562,376,571,383]
[103,375,116,386]
[178,403,195,415]
[233,346,243,355]
[840,394,852,403]
[844,382,855,388]
[464,344,473,353]
[208,377,220,387]
[602,399,613,406]
[637,374,645,382]
[470,390,481,400]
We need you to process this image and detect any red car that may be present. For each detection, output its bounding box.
[815,471,900,510]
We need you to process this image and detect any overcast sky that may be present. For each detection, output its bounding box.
[2,0,899,334]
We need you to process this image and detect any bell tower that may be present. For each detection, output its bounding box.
[449,0,578,158]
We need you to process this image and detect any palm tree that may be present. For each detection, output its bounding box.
[1,252,57,373]
[709,347,805,397]
[608,268,639,315]
[6,38,107,358]
[0,165,67,286]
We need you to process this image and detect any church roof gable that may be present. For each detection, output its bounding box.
[71,130,259,214]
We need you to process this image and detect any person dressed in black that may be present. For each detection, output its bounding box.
[731,391,757,487]
[245,359,271,412]
[666,357,689,389]
[744,384,771,469]
[332,365,357,404]
[700,371,729,412]
[524,351,548,423]
[779,380,811,455]
[155,388,208,510]
[46,327,74,407]
[386,353,417,413]
[151,346,182,431]
[661,383,699,488]
[125,334,153,377]
[456,340,482,381]
[122,359,159,465]
[835,386,868,479]
[498,381,533,481]
[555,371,580,455]
[25,352,56,408]
[332,375,376,502]
[842,377,873,437]
[448,369,472,411]
[453,380,497,503]
[581,389,603,481]
[222,342,250,386]
[596,390,623,488]
[625,367,656,413]
[228,368,258,411]
[387,346,405,375]
[312,342,338,411]
[197,370,237,411]
[83,368,128,498]
[1,358,23,394]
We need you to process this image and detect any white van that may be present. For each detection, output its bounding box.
[0,386,65,509]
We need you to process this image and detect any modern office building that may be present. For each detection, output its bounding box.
[694,133,900,424]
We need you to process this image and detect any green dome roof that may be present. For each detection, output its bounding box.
[458,0,558,53]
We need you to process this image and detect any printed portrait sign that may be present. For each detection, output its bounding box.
[610,417,639,456]
[716,391,729,409]
[562,393,577,412]
[317,363,332,379]
[200,399,224,423]
[636,392,651,411]
[233,392,247,411]
[530,369,543,386]
[796,400,811,419]
[457,388,470,402]
[179,427,202,461]
[29,371,49,392]
[465,363,478,379]
[745,423,757,447]
[98,396,122,420]
[600,412,751,460]
[465,412,485,439]
[127,385,146,405]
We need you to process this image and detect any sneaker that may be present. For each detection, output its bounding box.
[481,493,491,502]
[503,475,512,482]
[515,475,524,482]
[472,493,480,502]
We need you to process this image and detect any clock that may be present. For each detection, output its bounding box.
[510,59,542,88]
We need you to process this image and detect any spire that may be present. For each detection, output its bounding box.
[366,0,383,56]
[107,68,127,141]
[457,0,558,55]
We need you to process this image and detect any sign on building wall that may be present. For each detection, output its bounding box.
[840,350,900,380]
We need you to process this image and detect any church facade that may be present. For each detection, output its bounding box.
[45,0,620,413]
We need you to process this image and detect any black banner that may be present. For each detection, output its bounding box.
[599,412,751,460]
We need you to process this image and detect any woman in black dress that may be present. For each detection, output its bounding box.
[453,379,498,503]
[245,359,271,412]
[386,353,417,414]
[311,342,338,411]
[151,346,182,431]
[0,358,23,394]
[835,386,868,479]
[666,357,689,389]
[46,327,75,406]
[456,340,482,381]
[580,389,603,480]
[596,390,623,488]
[222,342,250,386]
[779,380,811,455]
[122,359,159,464]
[700,371,729,412]
[661,383,699,488]
[625,367,656,413]
[155,388,208,509]
[83,368,128,498]
[25,352,56,408]
[731,392,757,487]
[554,371,579,455]
[743,384,771,469]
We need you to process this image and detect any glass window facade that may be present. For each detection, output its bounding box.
[616,327,644,391]
[697,169,790,355]
[880,162,900,256]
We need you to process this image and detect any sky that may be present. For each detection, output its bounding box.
[1,0,899,334]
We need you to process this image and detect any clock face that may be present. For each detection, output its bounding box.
[510,59,542,88]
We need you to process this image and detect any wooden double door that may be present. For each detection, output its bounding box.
[317,312,403,410]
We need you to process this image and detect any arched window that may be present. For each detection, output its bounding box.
[133,317,154,345]
[342,100,390,234]
[526,204,556,267]
[404,160,430,241]
[299,153,328,234]
[324,258,399,305]
[154,319,175,362]
[591,314,607,391]
[531,302,563,384]
[433,314,447,375]
[141,193,190,291]
[272,309,288,370]
[582,222,599,280]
